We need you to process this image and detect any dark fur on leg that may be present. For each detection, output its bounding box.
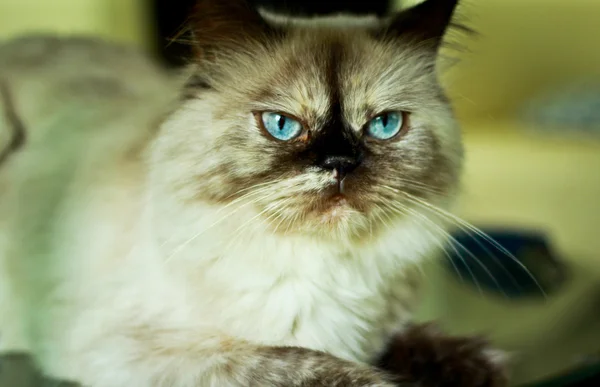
[375,323,508,387]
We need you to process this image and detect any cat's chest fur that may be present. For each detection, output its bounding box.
[156,218,426,364]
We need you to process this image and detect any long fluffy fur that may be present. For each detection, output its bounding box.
[0,1,477,386]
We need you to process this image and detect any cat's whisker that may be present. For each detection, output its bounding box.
[380,182,443,198]
[379,185,534,294]
[377,203,438,282]
[384,201,469,286]
[229,199,289,241]
[284,207,302,236]
[387,201,500,298]
[374,202,430,275]
[262,205,289,235]
[220,179,284,203]
[383,201,465,284]
[397,199,512,298]
[402,192,547,298]
[422,207,523,292]
[159,183,280,249]
[368,208,375,240]
[270,205,292,235]
[200,203,288,267]
[165,190,281,263]
[372,203,393,237]
[218,194,298,256]
[404,193,542,286]
[263,204,285,230]
[374,203,414,274]
[386,179,444,196]
[215,182,283,215]
[430,243,461,283]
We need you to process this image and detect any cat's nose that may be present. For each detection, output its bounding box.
[320,155,361,180]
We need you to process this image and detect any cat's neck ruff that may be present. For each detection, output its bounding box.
[150,199,440,282]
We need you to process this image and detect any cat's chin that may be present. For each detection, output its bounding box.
[315,195,354,224]
[298,193,374,240]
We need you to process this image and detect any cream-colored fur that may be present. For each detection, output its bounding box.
[0,5,463,385]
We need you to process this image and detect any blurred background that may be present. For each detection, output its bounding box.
[1,0,599,386]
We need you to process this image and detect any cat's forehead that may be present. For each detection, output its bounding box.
[253,32,439,130]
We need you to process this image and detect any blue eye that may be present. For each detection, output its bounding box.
[366,112,404,140]
[260,112,303,141]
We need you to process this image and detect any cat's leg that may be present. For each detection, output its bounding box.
[376,323,508,387]
[69,323,397,387]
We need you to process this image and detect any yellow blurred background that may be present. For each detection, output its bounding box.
[1,0,599,385]
[2,0,600,120]
[0,0,150,49]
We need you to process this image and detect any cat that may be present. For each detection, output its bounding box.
[0,0,506,386]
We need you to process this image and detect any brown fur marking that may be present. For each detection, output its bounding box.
[376,323,508,387]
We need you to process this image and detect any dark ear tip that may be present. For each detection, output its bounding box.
[379,0,463,48]
[189,0,281,55]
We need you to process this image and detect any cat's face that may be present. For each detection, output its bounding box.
[154,0,464,242]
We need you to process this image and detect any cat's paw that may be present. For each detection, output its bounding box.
[307,364,398,387]
[376,323,508,387]
[259,346,399,387]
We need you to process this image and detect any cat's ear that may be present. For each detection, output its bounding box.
[378,0,462,51]
[190,0,278,58]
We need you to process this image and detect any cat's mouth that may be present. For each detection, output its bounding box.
[322,178,352,205]
[313,194,355,225]
[323,193,350,212]
[309,182,359,219]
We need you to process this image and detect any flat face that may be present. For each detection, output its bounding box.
[161,0,463,240]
